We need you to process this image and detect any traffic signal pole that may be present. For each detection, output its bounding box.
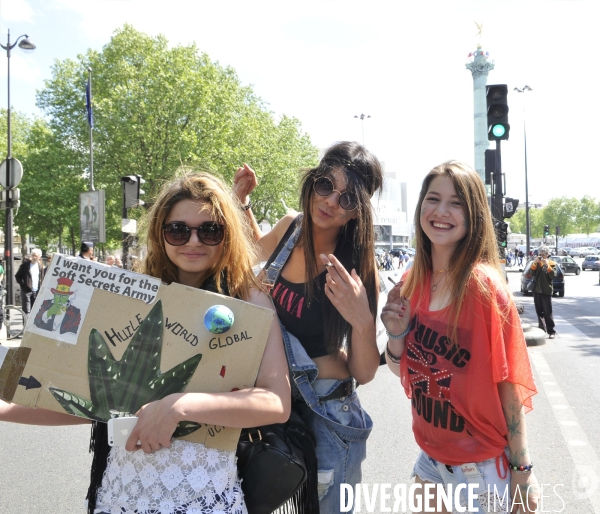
[492,139,503,222]
[122,195,129,271]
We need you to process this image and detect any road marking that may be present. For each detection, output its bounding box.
[529,348,600,511]
[583,316,600,327]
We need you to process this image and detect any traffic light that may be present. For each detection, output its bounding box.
[121,175,145,208]
[556,226,560,236]
[503,197,519,219]
[494,220,508,248]
[486,84,510,141]
[484,149,495,185]
[544,225,550,237]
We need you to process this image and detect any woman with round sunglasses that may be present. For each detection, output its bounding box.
[234,141,383,512]
[1,172,291,514]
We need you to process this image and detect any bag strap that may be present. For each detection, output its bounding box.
[261,214,303,292]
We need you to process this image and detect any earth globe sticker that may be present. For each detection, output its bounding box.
[204,305,234,334]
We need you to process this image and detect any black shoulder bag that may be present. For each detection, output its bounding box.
[236,214,319,514]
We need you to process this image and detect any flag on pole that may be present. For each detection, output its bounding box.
[86,76,94,127]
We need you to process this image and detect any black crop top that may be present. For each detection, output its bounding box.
[272,271,329,359]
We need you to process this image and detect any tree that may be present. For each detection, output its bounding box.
[576,195,600,235]
[16,118,86,254]
[37,25,318,246]
[508,208,526,234]
[543,197,579,237]
[529,207,545,239]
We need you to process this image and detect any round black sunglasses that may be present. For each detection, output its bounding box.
[162,221,225,246]
[313,176,358,211]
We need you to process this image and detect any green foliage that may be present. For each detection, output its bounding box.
[577,195,600,235]
[508,208,525,234]
[543,197,579,237]
[15,118,86,252]
[509,196,600,241]
[29,24,317,248]
[49,300,202,437]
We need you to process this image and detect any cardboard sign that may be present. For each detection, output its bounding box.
[0,255,274,451]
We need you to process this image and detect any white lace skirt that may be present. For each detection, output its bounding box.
[95,439,247,514]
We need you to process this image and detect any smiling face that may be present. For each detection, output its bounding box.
[164,199,224,286]
[420,175,468,248]
[310,168,358,231]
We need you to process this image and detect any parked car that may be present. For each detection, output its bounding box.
[520,260,565,297]
[568,247,597,257]
[550,255,581,275]
[582,255,600,271]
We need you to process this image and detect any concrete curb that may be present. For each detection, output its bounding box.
[522,322,547,347]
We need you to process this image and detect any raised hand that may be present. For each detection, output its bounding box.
[320,254,372,329]
[381,281,410,337]
[233,163,258,205]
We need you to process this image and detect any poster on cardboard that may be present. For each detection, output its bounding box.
[26,255,161,345]
[4,254,274,451]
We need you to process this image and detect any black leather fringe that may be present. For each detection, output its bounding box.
[274,419,320,514]
[86,421,110,514]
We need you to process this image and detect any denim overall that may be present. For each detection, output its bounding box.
[263,217,373,513]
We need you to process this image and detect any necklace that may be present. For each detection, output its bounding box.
[431,270,447,292]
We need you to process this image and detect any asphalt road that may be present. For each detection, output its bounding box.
[1,260,599,513]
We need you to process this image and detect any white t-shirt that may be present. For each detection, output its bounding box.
[30,262,40,292]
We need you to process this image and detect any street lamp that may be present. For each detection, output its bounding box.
[514,85,532,262]
[354,114,371,145]
[1,29,36,307]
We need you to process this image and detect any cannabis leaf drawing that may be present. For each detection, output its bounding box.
[49,300,203,437]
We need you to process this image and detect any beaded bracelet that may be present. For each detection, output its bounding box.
[510,463,533,474]
[386,325,410,340]
[385,343,401,364]
[241,198,252,211]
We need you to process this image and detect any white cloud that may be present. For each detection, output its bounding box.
[1,0,38,23]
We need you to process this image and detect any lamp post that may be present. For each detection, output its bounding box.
[354,114,371,145]
[514,85,532,262]
[1,29,36,306]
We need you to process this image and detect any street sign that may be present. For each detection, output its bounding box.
[0,188,21,210]
[0,158,24,188]
[122,218,137,233]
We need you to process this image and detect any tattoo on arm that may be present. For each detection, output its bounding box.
[506,414,522,439]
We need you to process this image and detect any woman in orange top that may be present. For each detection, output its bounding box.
[382,161,539,513]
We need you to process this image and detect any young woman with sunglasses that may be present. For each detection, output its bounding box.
[0,172,291,514]
[381,161,539,513]
[234,141,383,512]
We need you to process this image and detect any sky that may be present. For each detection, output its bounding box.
[1,0,599,219]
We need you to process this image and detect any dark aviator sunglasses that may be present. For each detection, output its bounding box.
[162,221,225,246]
[313,176,358,211]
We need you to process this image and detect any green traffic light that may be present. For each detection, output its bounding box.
[492,124,506,138]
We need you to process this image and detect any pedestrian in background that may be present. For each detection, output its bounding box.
[531,245,557,339]
[105,255,116,266]
[382,161,539,513]
[234,141,383,512]
[15,248,44,314]
[78,241,94,260]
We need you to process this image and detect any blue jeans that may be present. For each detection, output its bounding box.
[412,449,511,513]
[280,324,373,514]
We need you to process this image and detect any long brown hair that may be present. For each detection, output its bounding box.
[298,141,383,353]
[402,160,508,338]
[140,171,259,299]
